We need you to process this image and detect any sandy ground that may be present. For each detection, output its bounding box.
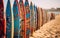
[30,15,60,38]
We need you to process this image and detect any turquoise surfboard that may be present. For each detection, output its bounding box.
[6,0,14,38]
[13,0,20,38]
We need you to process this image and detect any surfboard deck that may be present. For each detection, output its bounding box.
[19,0,28,38]
[19,0,25,38]
[30,2,35,36]
[6,0,14,38]
[34,5,38,31]
[13,0,20,38]
[37,8,40,29]
[0,0,6,38]
[24,0,30,38]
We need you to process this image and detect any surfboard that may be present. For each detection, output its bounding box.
[6,0,14,38]
[37,7,41,29]
[30,2,35,36]
[19,0,25,38]
[34,5,38,30]
[24,0,30,38]
[40,8,43,26]
[0,0,6,38]
[13,0,20,38]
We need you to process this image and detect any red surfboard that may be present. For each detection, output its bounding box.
[24,0,30,38]
[19,0,26,38]
[0,0,6,38]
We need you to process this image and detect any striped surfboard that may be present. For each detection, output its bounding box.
[0,0,6,38]
[13,0,20,38]
[24,0,30,38]
[30,2,35,36]
[6,0,14,38]
[19,0,26,38]
[34,5,38,30]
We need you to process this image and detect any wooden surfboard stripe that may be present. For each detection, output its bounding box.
[13,0,20,38]
[11,6,14,38]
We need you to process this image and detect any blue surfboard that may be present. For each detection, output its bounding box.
[6,0,13,38]
[13,0,20,38]
[34,5,38,30]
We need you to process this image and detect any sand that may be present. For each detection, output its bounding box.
[30,15,60,38]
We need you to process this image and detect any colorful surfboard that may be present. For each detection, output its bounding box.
[13,0,20,38]
[30,2,35,36]
[19,0,25,38]
[34,5,38,30]
[0,0,6,38]
[24,0,30,38]
[6,0,14,38]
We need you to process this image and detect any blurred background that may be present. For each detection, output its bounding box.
[4,0,60,14]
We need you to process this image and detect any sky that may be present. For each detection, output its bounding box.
[4,0,60,10]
